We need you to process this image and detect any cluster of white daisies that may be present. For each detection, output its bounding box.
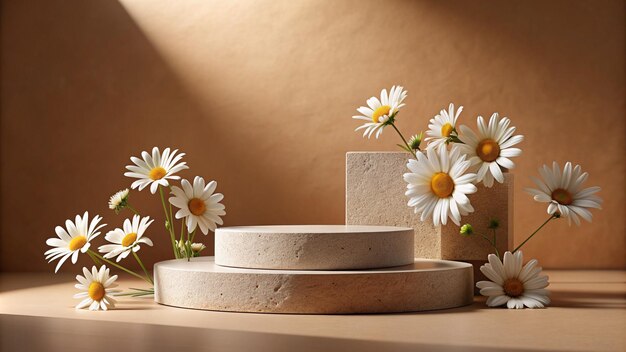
[353,86,603,309]
[44,147,226,310]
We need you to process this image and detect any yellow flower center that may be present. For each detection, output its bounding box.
[188,198,206,216]
[503,278,524,297]
[476,139,500,162]
[149,167,167,180]
[68,236,87,251]
[121,232,137,247]
[430,172,455,198]
[441,123,453,137]
[88,282,105,301]
[372,105,391,123]
[551,188,573,205]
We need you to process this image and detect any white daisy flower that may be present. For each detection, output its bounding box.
[458,113,523,187]
[525,161,602,226]
[424,103,463,150]
[98,215,154,262]
[74,265,120,311]
[403,145,477,226]
[352,86,408,139]
[108,188,129,213]
[124,147,188,194]
[169,176,226,234]
[45,212,105,273]
[476,251,550,309]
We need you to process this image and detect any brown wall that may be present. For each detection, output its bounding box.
[1,0,624,272]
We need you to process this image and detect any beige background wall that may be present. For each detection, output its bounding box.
[1,0,624,271]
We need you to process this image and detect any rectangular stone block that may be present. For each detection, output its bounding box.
[346,152,513,262]
[346,152,441,259]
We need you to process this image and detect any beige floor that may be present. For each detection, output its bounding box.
[1,270,624,352]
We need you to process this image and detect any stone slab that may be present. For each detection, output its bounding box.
[346,152,441,259]
[441,173,514,261]
[154,257,474,314]
[346,152,513,261]
[215,225,414,270]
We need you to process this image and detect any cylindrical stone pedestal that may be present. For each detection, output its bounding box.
[154,257,474,314]
[215,225,414,270]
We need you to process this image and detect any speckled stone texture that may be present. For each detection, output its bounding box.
[346,152,513,263]
[441,173,514,261]
[215,225,414,270]
[346,152,441,258]
[154,257,474,314]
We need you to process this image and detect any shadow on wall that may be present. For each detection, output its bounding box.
[2,0,325,273]
[1,0,213,272]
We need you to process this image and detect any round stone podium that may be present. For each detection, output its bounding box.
[215,225,415,270]
[154,257,474,314]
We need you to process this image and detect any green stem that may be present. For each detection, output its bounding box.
[185,223,191,260]
[117,287,154,297]
[126,204,140,216]
[132,251,153,284]
[477,233,500,259]
[180,218,185,243]
[129,287,154,292]
[513,215,556,254]
[87,251,102,266]
[492,228,500,259]
[168,200,175,235]
[390,123,417,158]
[88,250,152,284]
[448,135,464,144]
[189,229,197,243]
[159,186,179,258]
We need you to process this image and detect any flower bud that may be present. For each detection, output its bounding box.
[488,218,500,229]
[460,224,474,236]
[408,132,424,151]
[108,189,130,214]
[191,243,206,253]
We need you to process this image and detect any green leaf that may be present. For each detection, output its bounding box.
[396,144,411,152]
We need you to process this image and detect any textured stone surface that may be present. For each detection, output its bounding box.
[215,225,414,270]
[154,257,474,314]
[441,173,514,261]
[346,152,513,262]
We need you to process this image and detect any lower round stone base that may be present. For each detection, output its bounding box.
[154,257,474,314]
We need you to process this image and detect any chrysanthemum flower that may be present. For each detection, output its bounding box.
[124,147,188,194]
[98,215,154,262]
[45,212,105,273]
[457,113,523,187]
[403,145,477,226]
[525,161,602,226]
[169,176,226,234]
[425,103,463,150]
[352,86,407,139]
[108,188,130,213]
[74,265,120,311]
[476,251,550,309]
